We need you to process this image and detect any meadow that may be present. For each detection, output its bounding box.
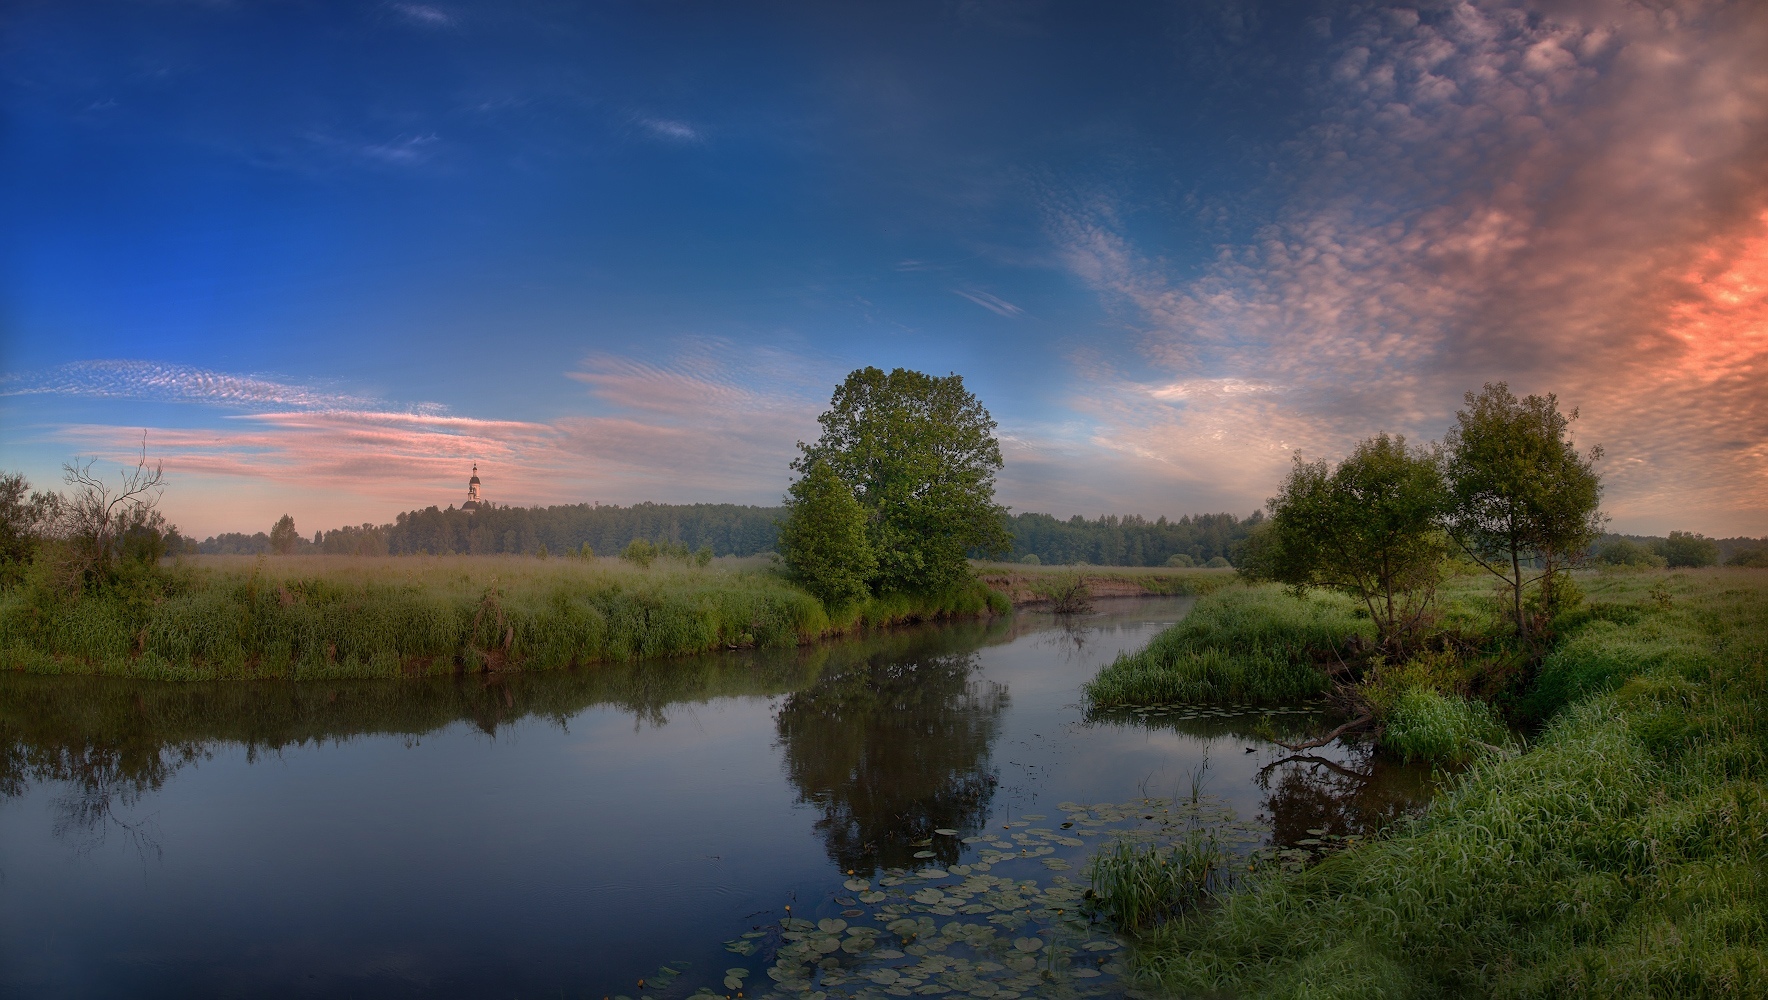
[1086,567,1768,997]
[0,554,1008,681]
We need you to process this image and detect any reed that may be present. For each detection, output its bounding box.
[0,554,1007,680]
[1087,832,1228,931]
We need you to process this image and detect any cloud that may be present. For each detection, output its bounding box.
[43,342,838,534]
[1051,0,1768,534]
[951,288,1024,317]
[360,133,440,166]
[0,360,390,411]
[391,3,455,28]
[635,117,705,143]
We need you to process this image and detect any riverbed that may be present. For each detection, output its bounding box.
[0,597,1429,998]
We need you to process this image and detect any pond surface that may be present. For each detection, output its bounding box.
[0,598,1430,999]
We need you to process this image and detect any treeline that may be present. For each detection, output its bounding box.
[1594,531,1768,568]
[197,502,787,558]
[1003,511,1259,567]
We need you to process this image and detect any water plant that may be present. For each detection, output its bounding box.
[1086,831,1226,931]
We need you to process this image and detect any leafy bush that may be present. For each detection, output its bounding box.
[620,538,658,568]
[1655,530,1718,568]
[1205,555,1232,569]
[1726,547,1768,568]
[1596,537,1665,568]
[1165,553,1194,568]
[1018,553,1040,565]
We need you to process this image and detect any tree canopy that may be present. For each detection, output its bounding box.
[790,367,1011,596]
[1242,434,1448,654]
[1443,382,1603,641]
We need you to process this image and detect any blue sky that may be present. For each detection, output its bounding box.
[4,0,1766,537]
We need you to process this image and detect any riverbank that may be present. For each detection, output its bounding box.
[1096,568,1768,995]
[0,554,1009,681]
[974,562,1237,604]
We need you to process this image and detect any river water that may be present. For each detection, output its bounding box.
[0,597,1429,999]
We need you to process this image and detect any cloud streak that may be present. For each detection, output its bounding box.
[1052,0,1768,533]
[1,360,393,412]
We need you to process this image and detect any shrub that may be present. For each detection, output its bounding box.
[1165,553,1194,568]
[1019,553,1040,565]
[1655,530,1718,568]
[620,538,658,568]
[1726,547,1768,568]
[1596,537,1665,568]
[1205,555,1232,569]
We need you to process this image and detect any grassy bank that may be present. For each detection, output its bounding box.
[0,554,1008,681]
[1084,585,1368,706]
[975,562,1239,605]
[1109,568,1768,996]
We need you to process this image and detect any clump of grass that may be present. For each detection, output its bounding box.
[1379,687,1507,763]
[1084,587,1367,708]
[1087,832,1227,931]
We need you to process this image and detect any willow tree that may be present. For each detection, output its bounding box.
[1241,433,1449,656]
[1443,382,1603,644]
[789,367,1011,596]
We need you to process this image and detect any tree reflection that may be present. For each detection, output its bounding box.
[775,641,1007,876]
[1256,747,1435,847]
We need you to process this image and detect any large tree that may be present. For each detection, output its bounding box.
[1443,382,1603,643]
[1241,434,1449,655]
[792,367,1011,595]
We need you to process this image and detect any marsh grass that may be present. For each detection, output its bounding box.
[1087,831,1229,931]
[1126,569,1768,997]
[0,554,1007,680]
[1083,587,1368,707]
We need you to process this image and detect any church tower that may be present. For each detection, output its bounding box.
[464,464,483,510]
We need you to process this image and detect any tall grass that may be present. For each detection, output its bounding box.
[0,555,1007,681]
[1126,569,1768,996]
[1087,832,1229,931]
[1083,586,1367,707]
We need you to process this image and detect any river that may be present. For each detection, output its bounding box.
[0,597,1429,999]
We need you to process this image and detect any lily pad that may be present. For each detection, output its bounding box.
[845,878,871,891]
[1012,937,1042,953]
[818,918,848,933]
[934,828,958,836]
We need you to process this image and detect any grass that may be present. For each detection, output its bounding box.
[1118,568,1768,997]
[972,562,1240,604]
[0,554,1009,681]
[1082,586,1368,707]
[1087,832,1230,931]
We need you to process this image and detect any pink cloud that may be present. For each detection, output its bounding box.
[1053,0,1768,534]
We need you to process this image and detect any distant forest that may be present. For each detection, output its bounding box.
[191,503,1764,569]
[193,503,1267,565]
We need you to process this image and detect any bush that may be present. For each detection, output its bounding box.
[620,538,658,568]
[1165,553,1194,568]
[1205,555,1232,569]
[1655,530,1718,568]
[1596,537,1665,568]
[1018,553,1040,565]
[1727,547,1768,568]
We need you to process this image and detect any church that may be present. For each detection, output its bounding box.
[462,464,485,511]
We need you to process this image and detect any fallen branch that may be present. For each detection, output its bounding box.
[1259,753,1372,781]
[1271,712,1375,752]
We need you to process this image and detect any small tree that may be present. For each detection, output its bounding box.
[1241,434,1449,655]
[1656,531,1718,568]
[1443,383,1603,644]
[621,538,658,568]
[270,514,299,555]
[778,459,877,608]
[794,367,1011,595]
[50,440,168,587]
[0,471,59,584]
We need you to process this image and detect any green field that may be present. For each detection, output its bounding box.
[1091,567,1768,997]
[0,554,1008,681]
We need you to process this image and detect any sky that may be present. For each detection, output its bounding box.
[2,0,1765,539]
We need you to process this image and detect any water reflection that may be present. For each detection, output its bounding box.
[776,645,1006,875]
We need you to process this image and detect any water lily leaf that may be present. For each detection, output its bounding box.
[1082,940,1120,951]
[914,850,936,858]
[817,918,847,933]
[859,890,887,903]
[1013,937,1042,952]
[934,828,958,836]
[845,878,871,891]
[914,889,944,904]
